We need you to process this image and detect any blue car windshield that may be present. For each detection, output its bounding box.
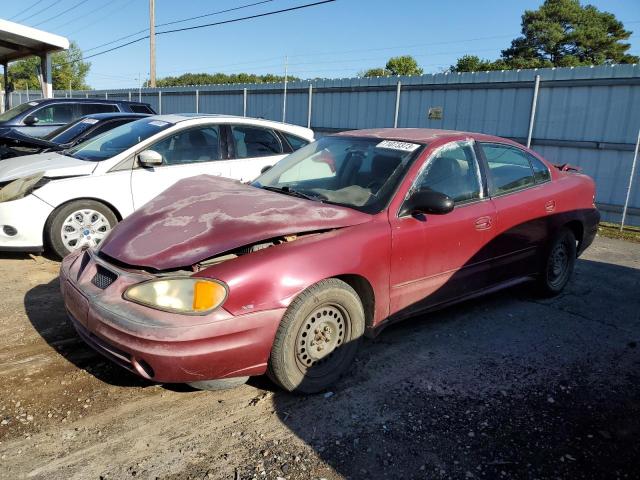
[0,102,34,122]
[66,118,172,161]
[45,117,98,144]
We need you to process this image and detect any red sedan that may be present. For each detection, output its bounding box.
[59,129,599,393]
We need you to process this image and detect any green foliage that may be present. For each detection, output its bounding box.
[360,67,390,78]
[3,42,91,90]
[451,0,638,72]
[360,56,423,78]
[150,72,300,87]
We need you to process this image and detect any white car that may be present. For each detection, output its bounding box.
[0,114,314,258]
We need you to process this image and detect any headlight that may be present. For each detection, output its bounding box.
[124,277,227,315]
[0,172,49,203]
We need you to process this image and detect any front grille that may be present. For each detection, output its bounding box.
[91,264,118,289]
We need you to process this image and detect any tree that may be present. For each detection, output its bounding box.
[2,42,91,90]
[360,67,389,78]
[360,55,423,78]
[450,55,507,72]
[451,0,638,72]
[385,55,423,76]
[150,72,299,87]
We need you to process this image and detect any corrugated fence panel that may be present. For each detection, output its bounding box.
[9,64,640,225]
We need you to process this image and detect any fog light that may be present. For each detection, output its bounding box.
[2,225,17,236]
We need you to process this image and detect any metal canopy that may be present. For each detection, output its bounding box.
[0,19,69,108]
[0,19,69,63]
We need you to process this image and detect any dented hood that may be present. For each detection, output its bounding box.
[99,175,371,270]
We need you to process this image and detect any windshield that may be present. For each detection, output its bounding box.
[45,117,99,144]
[252,136,424,213]
[0,102,36,122]
[66,118,172,161]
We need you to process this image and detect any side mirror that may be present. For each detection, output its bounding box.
[399,189,454,217]
[137,149,163,167]
[23,115,39,126]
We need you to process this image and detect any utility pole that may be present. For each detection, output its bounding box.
[282,56,288,123]
[149,0,156,88]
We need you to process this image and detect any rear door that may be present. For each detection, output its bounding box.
[389,140,497,317]
[227,124,288,182]
[130,124,229,209]
[478,142,554,285]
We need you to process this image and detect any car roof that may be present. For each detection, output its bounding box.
[30,98,149,105]
[333,128,516,145]
[80,112,150,120]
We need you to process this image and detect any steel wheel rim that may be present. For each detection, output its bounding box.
[295,304,351,378]
[61,209,112,252]
[548,241,569,287]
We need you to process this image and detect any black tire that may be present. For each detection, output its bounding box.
[187,376,249,391]
[268,278,365,394]
[45,199,118,259]
[537,228,577,297]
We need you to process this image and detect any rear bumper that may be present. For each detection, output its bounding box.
[578,208,600,256]
[60,250,285,383]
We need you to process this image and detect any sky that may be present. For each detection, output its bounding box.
[4,0,640,90]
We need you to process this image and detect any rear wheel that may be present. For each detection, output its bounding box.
[537,228,576,296]
[46,200,118,259]
[268,279,365,394]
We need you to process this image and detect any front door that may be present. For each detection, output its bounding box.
[389,140,497,318]
[131,124,230,209]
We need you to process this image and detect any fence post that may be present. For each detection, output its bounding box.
[105,92,108,99]
[158,90,162,114]
[526,75,541,148]
[393,80,402,128]
[85,92,88,98]
[195,89,199,113]
[307,83,313,129]
[620,128,640,231]
[128,91,132,101]
[243,88,247,117]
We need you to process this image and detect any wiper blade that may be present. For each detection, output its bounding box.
[261,185,321,201]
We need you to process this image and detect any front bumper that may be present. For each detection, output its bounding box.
[60,249,285,383]
[0,194,53,251]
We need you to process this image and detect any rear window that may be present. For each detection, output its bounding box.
[79,104,119,115]
[283,133,310,151]
[130,104,155,114]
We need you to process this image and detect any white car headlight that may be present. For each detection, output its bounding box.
[124,277,227,315]
[0,172,49,203]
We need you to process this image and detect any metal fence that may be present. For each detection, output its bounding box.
[7,64,640,226]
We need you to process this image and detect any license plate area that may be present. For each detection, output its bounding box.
[65,281,89,327]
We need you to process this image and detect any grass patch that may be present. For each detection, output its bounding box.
[598,222,640,243]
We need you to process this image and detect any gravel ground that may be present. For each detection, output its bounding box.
[0,235,638,480]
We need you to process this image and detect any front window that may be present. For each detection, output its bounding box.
[252,136,423,213]
[66,118,172,161]
[33,103,74,124]
[0,102,35,122]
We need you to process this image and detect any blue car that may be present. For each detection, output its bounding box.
[0,98,155,138]
[0,112,151,160]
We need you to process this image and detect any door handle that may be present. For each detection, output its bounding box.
[474,216,493,231]
[545,200,556,213]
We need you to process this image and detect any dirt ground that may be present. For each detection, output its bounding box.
[0,235,639,480]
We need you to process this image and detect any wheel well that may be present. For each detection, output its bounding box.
[335,274,375,328]
[43,197,123,245]
[564,220,584,251]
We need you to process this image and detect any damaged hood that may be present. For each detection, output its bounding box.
[0,152,97,182]
[99,175,372,270]
[0,129,59,151]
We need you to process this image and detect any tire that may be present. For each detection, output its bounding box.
[268,278,365,394]
[45,199,118,259]
[536,228,577,297]
[187,376,249,391]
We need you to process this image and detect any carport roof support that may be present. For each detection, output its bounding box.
[0,19,69,107]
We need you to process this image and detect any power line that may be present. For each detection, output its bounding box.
[74,0,336,63]
[51,1,122,30]
[8,0,46,20]
[82,0,280,54]
[33,0,90,27]
[15,0,58,22]
[65,0,135,35]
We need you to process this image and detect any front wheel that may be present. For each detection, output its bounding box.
[268,279,365,394]
[45,200,118,259]
[536,228,577,296]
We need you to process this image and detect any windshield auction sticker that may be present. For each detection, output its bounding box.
[149,120,169,127]
[376,140,420,152]
[80,118,100,125]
